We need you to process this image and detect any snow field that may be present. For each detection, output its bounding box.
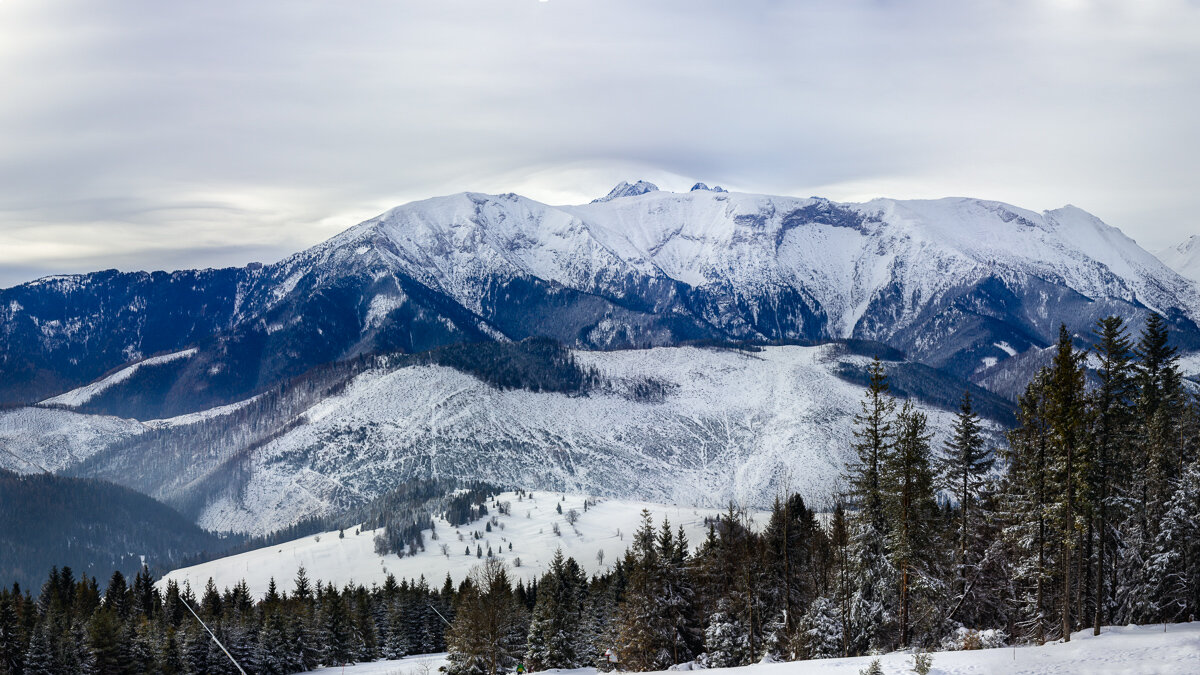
[306,623,1200,675]
[163,492,768,599]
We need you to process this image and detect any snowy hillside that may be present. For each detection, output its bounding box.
[162,491,768,599]
[1157,234,1200,283]
[191,344,995,534]
[0,407,144,473]
[312,623,1200,675]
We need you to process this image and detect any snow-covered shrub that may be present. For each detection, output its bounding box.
[796,596,842,659]
[939,626,1007,651]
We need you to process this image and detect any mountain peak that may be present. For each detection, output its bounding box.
[592,180,659,203]
[690,182,727,193]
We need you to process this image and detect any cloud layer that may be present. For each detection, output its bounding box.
[2,0,1198,287]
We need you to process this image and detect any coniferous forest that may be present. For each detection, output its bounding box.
[2,314,1199,674]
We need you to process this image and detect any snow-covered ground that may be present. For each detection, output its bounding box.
[305,653,447,675]
[301,623,1200,675]
[0,406,145,473]
[161,492,767,598]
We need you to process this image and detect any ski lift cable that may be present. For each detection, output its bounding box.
[181,597,248,675]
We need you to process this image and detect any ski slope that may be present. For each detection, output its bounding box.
[161,492,768,598]
[305,623,1200,675]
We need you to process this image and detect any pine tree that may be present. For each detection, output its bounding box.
[938,390,993,622]
[1089,316,1135,635]
[22,622,55,675]
[526,550,590,670]
[844,358,897,653]
[882,402,940,648]
[1044,324,1088,641]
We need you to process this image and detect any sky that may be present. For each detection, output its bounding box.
[2,0,1199,288]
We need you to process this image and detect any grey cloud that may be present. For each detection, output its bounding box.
[1,0,1198,288]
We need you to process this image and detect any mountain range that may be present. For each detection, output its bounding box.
[3,182,1199,535]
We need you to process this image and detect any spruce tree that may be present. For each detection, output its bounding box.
[1088,316,1135,634]
[22,622,55,675]
[1044,325,1088,641]
[844,357,897,653]
[882,403,939,648]
[938,390,993,621]
[1002,372,1056,644]
[526,550,590,670]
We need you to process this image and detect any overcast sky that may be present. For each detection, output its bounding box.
[2,0,1199,287]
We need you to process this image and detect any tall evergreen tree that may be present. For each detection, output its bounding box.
[938,389,993,622]
[1088,316,1135,635]
[526,550,590,670]
[882,403,940,648]
[1044,325,1088,641]
[844,358,897,653]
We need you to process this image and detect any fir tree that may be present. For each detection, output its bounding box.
[22,622,55,675]
[1089,316,1135,635]
[796,595,841,659]
[844,358,897,653]
[938,390,993,621]
[883,402,940,648]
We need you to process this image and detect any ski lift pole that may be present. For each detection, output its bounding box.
[181,598,247,675]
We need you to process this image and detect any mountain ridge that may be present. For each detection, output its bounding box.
[4,184,1198,418]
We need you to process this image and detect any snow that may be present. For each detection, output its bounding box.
[304,653,447,675]
[162,491,767,598]
[366,293,408,329]
[194,344,994,535]
[40,348,198,408]
[994,341,1017,357]
[312,624,1200,675]
[274,187,1200,351]
[0,407,145,473]
[1156,233,1200,283]
[1177,351,1200,377]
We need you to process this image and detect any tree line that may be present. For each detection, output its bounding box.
[2,314,1197,673]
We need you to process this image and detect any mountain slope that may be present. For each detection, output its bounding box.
[17,343,1000,535]
[5,186,1196,417]
[1157,234,1200,283]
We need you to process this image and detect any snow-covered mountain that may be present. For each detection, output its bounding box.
[4,185,1198,417]
[1156,234,1200,284]
[2,343,1005,535]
